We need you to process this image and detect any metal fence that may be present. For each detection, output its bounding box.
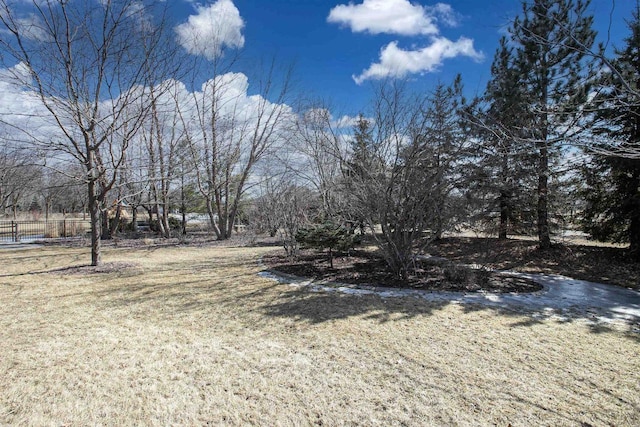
[0,220,91,243]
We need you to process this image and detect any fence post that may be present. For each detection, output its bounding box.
[12,221,19,242]
[63,219,67,238]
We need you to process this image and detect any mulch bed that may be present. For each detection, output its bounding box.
[428,237,640,290]
[263,249,543,293]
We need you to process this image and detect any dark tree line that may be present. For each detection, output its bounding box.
[274,0,640,279]
[581,5,640,259]
[464,0,639,258]
[466,0,597,248]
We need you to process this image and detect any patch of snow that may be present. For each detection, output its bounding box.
[259,267,640,325]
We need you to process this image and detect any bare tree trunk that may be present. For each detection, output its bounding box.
[153,199,167,237]
[161,209,170,238]
[630,213,640,261]
[537,144,551,249]
[499,191,508,240]
[180,173,187,236]
[132,206,138,233]
[206,201,222,239]
[159,175,171,238]
[113,203,123,236]
[0,0,178,266]
[101,206,110,240]
[88,180,101,266]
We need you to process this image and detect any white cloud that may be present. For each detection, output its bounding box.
[302,108,332,126]
[333,114,375,129]
[428,3,458,27]
[328,1,479,83]
[19,20,47,41]
[0,14,52,42]
[299,110,372,130]
[0,63,293,173]
[175,0,244,60]
[0,63,63,146]
[353,37,483,84]
[334,115,359,129]
[327,0,457,36]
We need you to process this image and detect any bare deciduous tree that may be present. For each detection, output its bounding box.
[0,139,38,218]
[139,81,187,237]
[342,81,453,280]
[180,61,294,240]
[290,105,345,219]
[0,0,175,265]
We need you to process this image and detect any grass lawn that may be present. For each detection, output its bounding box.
[0,242,638,426]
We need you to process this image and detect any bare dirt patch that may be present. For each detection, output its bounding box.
[263,249,543,293]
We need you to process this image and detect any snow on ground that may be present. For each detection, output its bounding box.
[259,268,640,325]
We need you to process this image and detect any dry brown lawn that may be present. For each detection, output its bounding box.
[0,243,638,426]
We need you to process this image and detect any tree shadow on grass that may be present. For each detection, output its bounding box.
[258,276,640,339]
[72,261,640,340]
[458,303,640,342]
[259,286,454,324]
[11,246,635,341]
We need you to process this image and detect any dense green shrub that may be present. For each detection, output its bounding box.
[167,216,182,231]
[295,221,361,268]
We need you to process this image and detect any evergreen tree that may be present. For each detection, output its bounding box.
[582,8,640,259]
[414,75,467,239]
[296,221,360,268]
[351,114,375,170]
[468,37,537,239]
[342,114,376,234]
[511,0,596,248]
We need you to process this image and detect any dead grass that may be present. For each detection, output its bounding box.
[0,244,638,426]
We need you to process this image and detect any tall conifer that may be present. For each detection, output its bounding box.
[582,7,640,258]
[512,0,596,248]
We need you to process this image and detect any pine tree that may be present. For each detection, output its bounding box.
[582,7,640,259]
[341,114,377,234]
[511,0,596,248]
[469,37,537,239]
[415,75,467,239]
[351,114,374,168]
[296,221,360,268]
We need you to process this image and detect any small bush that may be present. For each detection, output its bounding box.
[168,216,182,231]
[296,221,361,268]
[443,263,472,285]
[147,217,182,234]
[474,268,492,287]
[113,218,135,233]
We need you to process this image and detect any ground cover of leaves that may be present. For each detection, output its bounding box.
[0,242,638,426]
[263,249,542,293]
[429,237,640,290]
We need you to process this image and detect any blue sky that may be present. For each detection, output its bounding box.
[0,0,635,121]
[170,0,636,115]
